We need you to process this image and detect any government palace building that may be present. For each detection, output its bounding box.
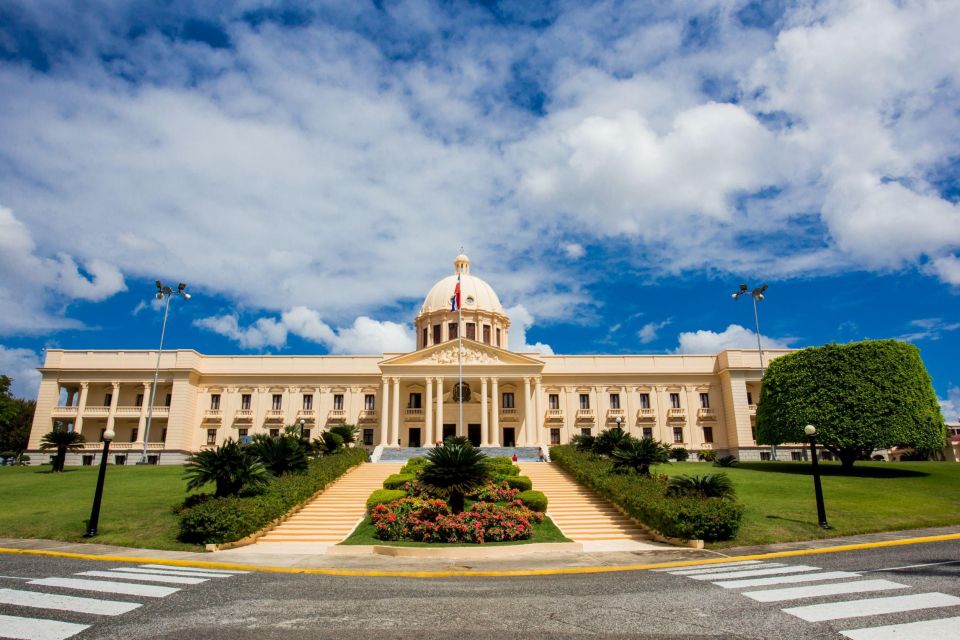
[26,254,792,465]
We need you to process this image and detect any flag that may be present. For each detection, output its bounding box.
[450,276,461,311]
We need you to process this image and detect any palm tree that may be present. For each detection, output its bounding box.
[610,438,670,476]
[419,443,490,513]
[592,427,632,456]
[184,438,270,497]
[249,434,308,476]
[571,433,595,452]
[316,431,344,455]
[39,427,86,472]
[329,424,359,446]
[666,473,736,499]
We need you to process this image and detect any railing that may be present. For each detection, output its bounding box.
[576,408,595,421]
[748,404,758,414]
[297,409,316,421]
[51,406,78,418]
[203,409,222,421]
[404,408,424,420]
[697,408,717,420]
[545,408,564,421]
[500,408,519,420]
[149,406,169,418]
[80,442,163,451]
[264,409,285,422]
[607,408,626,421]
[114,406,141,418]
[667,408,686,420]
[637,408,656,421]
[84,406,110,417]
[358,409,377,422]
[328,409,347,422]
[234,409,253,421]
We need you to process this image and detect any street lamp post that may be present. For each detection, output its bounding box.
[732,282,775,460]
[83,427,115,537]
[615,416,623,431]
[804,424,830,530]
[299,419,306,440]
[139,281,190,465]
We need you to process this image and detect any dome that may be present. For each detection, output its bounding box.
[420,254,504,315]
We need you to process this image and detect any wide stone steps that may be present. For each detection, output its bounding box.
[256,462,403,544]
[518,462,650,543]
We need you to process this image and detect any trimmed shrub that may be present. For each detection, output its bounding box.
[371,497,543,543]
[505,475,533,491]
[486,457,520,480]
[383,473,416,490]
[550,445,743,542]
[517,490,548,512]
[666,474,736,499]
[178,447,367,544]
[366,489,408,512]
[669,447,690,462]
[400,457,429,476]
[470,481,519,502]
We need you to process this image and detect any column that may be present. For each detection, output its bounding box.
[425,377,434,446]
[136,382,150,443]
[522,377,533,446]
[435,377,444,443]
[480,377,489,447]
[105,381,120,434]
[534,377,543,444]
[490,378,500,446]
[74,382,89,434]
[391,377,400,447]
[379,379,390,446]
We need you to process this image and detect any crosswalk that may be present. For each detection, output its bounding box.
[0,563,246,640]
[656,558,960,638]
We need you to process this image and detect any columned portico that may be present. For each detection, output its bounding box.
[490,377,500,446]
[534,376,543,445]
[424,377,433,446]
[480,377,489,446]
[379,378,390,446]
[75,381,89,433]
[523,376,533,446]
[390,377,400,447]
[435,377,444,444]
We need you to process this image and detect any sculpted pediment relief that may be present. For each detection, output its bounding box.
[379,338,544,368]
[430,344,500,365]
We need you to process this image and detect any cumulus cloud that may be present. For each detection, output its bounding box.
[0,345,42,399]
[194,315,287,350]
[562,243,586,259]
[505,304,554,355]
[675,324,794,354]
[638,319,671,344]
[940,386,960,424]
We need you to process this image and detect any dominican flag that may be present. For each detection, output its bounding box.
[450,276,461,311]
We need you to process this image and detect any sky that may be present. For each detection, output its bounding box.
[0,1,958,420]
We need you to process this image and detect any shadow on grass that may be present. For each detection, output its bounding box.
[764,514,820,526]
[735,462,929,478]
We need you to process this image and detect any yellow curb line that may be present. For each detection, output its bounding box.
[1,533,957,579]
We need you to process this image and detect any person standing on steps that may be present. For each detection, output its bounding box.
[538,447,546,462]
[512,452,518,462]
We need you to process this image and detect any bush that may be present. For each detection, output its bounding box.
[669,447,690,462]
[178,447,367,544]
[400,457,429,476]
[469,481,519,502]
[550,445,743,542]
[666,474,736,499]
[383,473,417,490]
[714,455,738,467]
[371,497,543,544]
[505,475,532,491]
[366,489,408,512]
[517,490,548,512]
[486,457,520,480]
[697,450,718,462]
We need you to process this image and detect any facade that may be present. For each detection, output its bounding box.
[27,255,793,465]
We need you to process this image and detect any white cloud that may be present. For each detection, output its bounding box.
[675,324,794,354]
[505,304,554,355]
[194,315,288,350]
[940,386,960,424]
[0,345,42,399]
[562,243,586,259]
[898,318,960,343]
[638,318,671,344]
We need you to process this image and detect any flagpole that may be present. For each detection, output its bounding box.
[458,274,463,439]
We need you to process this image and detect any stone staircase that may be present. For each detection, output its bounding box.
[256,462,403,544]
[519,462,652,542]
[378,446,541,462]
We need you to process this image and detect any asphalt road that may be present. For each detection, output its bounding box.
[0,540,957,639]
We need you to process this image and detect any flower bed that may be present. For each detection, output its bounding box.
[371,497,544,544]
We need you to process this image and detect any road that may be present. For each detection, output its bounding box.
[0,539,957,639]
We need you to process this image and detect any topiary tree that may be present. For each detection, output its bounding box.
[184,438,270,497]
[39,426,85,472]
[419,443,490,513]
[756,340,946,470]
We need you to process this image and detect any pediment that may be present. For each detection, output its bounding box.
[380,339,544,368]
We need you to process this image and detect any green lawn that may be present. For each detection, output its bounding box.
[341,514,570,547]
[655,461,960,548]
[0,465,201,551]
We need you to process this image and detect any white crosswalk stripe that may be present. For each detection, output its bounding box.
[110,567,234,579]
[28,577,180,598]
[669,563,787,576]
[75,570,208,585]
[689,564,820,581]
[0,588,140,616]
[652,560,764,572]
[138,564,248,575]
[742,579,909,603]
[782,592,960,622]
[0,613,88,640]
[840,616,960,639]
[712,570,862,589]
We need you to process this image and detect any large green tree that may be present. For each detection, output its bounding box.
[0,375,35,457]
[755,340,945,470]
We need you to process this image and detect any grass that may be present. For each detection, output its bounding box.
[0,465,201,551]
[654,461,960,549]
[341,513,570,547]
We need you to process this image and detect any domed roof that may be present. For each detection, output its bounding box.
[420,254,504,315]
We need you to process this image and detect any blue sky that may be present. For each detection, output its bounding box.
[0,1,958,419]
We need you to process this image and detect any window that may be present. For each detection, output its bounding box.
[103,393,112,407]
[639,393,651,409]
[483,325,491,344]
[364,394,375,411]
[210,394,221,410]
[548,394,559,410]
[747,391,754,405]
[503,392,515,409]
[760,451,772,461]
[433,324,442,344]
[670,393,681,409]
[448,322,458,339]
[131,428,138,442]
[579,394,590,409]
[164,393,172,407]
[609,393,620,409]
[363,428,374,446]
[206,429,216,445]
[699,393,710,409]
[791,451,803,461]
[135,393,143,407]
[269,428,279,437]
[642,427,653,439]
[496,328,501,347]
[241,394,252,410]
[673,427,683,443]
[271,394,282,410]
[333,394,344,411]
[302,429,311,440]
[114,455,126,466]
[703,426,714,443]
[422,327,428,348]
[82,455,94,466]
[238,428,248,439]
[550,428,561,445]
[466,322,476,340]
[303,394,313,410]
[580,428,591,436]
[408,393,422,409]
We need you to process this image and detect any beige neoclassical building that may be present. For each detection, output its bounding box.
[27,254,790,465]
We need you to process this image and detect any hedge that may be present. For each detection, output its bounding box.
[505,475,532,491]
[366,489,407,512]
[549,445,743,542]
[400,457,428,476]
[517,490,547,512]
[178,448,367,544]
[383,473,416,490]
[486,457,520,480]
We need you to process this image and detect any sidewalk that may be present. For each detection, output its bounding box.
[1,525,958,575]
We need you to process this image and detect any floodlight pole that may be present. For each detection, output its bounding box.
[732,283,774,460]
